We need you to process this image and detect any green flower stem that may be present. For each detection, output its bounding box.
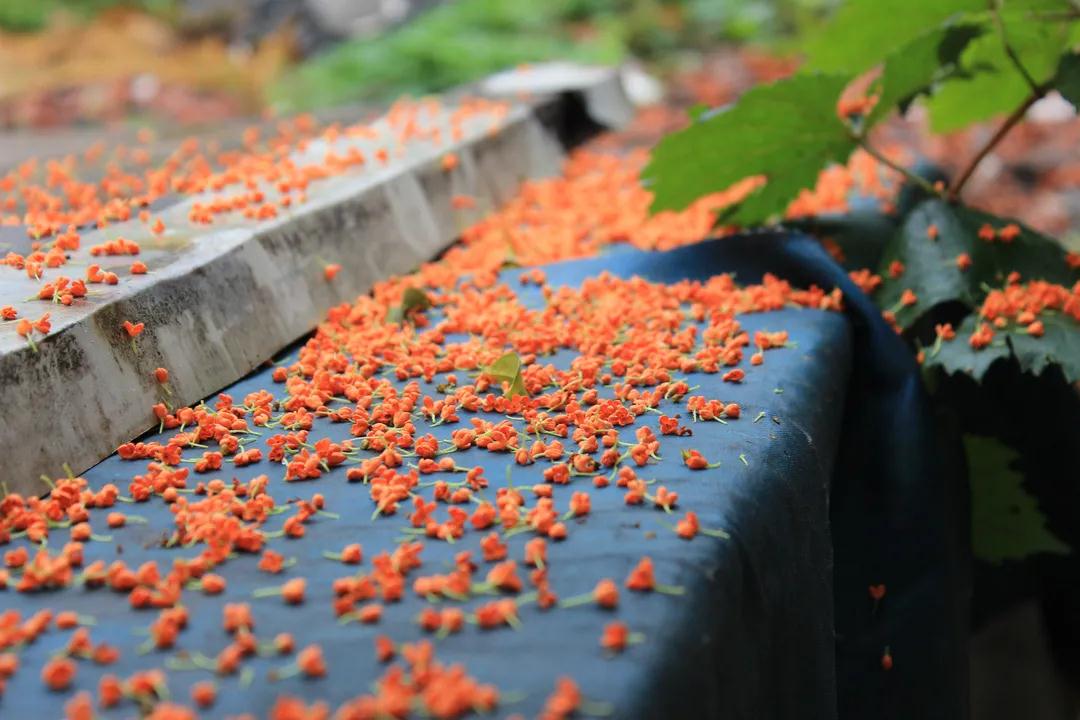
[852,135,941,198]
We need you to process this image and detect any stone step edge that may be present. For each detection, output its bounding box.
[0,65,632,495]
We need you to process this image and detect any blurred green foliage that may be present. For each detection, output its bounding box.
[0,0,172,32]
[272,0,622,112]
[272,0,840,112]
[0,0,839,110]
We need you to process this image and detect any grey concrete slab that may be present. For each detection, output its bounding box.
[0,64,632,495]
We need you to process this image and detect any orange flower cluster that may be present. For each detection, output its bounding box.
[979,279,1080,327]
[1,98,514,350]
[1,100,507,238]
[964,278,1080,349]
[786,148,900,219]
[286,640,500,720]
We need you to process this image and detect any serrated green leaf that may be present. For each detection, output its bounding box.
[804,0,985,72]
[966,434,1069,564]
[1005,311,1080,381]
[866,23,986,127]
[927,305,1080,382]
[927,11,1075,132]
[1054,52,1080,107]
[876,201,980,326]
[643,73,856,225]
[387,287,433,324]
[876,199,1072,328]
[926,314,1012,378]
[482,352,529,398]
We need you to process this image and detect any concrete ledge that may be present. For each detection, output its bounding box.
[0,64,632,494]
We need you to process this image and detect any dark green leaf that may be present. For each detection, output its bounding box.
[926,11,1074,132]
[966,434,1069,564]
[387,287,433,324]
[1005,311,1080,381]
[876,199,1072,328]
[865,23,986,127]
[1053,52,1080,108]
[926,314,1012,378]
[803,0,985,72]
[926,304,1080,383]
[643,73,856,225]
[876,200,979,326]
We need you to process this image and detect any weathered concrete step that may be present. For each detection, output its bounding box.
[0,64,633,495]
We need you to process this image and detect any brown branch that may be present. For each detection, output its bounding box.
[947,90,1043,201]
[948,1,1061,201]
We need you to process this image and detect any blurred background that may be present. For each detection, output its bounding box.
[4,0,1079,238]
[0,0,835,127]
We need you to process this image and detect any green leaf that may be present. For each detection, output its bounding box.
[484,352,521,381]
[482,352,529,398]
[1053,51,1080,108]
[686,103,710,122]
[866,23,986,127]
[1003,311,1080,381]
[926,304,1080,383]
[926,314,1012,378]
[966,434,1069,564]
[1009,0,1080,11]
[803,0,985,72]
[387,287,433,324]
[876,199,1072,328]
[643,73,856,225]
[926,11,1075,132]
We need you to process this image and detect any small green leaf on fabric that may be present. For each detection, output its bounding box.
[482,352,529,398]
[387,287,433,324]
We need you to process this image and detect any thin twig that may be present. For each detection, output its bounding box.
[947,89,1043,200]
[990,0,1041,93]
[853,136,941,197]
[947,0,1058,199]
